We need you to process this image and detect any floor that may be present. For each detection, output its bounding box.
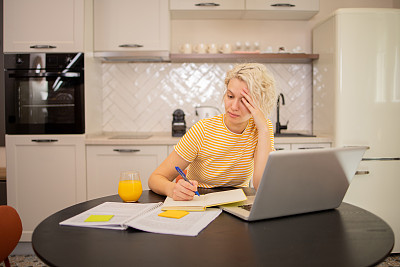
[1,243,399,267]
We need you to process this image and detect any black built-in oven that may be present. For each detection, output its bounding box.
[4,53,84,134]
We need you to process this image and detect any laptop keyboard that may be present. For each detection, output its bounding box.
[239,204,252,211]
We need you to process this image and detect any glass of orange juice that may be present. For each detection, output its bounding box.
[118,171,143,202]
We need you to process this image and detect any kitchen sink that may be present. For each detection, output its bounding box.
[274,133,315,137]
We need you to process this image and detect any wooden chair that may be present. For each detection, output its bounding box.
[0,206,22,267]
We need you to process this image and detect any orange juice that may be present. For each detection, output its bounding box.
[118,180,143,202]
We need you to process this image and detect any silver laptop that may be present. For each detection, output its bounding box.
[220,146,367,221]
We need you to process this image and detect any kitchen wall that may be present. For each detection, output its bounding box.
[101,62,311,133]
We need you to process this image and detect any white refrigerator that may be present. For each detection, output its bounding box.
[313,8,400,252]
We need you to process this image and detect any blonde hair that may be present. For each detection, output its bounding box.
[224,63,277,117]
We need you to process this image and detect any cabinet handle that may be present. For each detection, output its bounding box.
[297,147,325,150]
[195,3,220,6]
[270,3,295,7]
[30,45,57,49]
[362,157,400,161]
[118,44,144,48]
[113,149,141,153]
[355,170,370,175]
[10,72,81,78]
[31,139,58,143]
[344,145,370,150]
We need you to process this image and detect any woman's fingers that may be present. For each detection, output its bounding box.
[241,88,256,113]
[172,180,198,200]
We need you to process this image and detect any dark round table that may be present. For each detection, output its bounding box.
[32,188,394,267]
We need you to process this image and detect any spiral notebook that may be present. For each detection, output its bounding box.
[59,201,221,236]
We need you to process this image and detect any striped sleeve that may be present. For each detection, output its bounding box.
[174,120,205,162]
[267,119,275,151]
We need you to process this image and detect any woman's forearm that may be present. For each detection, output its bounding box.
[253,131,273,189]
[148,150,190,197]
[148,173,175,197]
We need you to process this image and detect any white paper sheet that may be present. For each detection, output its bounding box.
[126,207,222,236]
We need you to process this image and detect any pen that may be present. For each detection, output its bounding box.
[175,166,200,196]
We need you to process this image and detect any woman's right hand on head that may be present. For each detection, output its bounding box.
[172,179,199,201]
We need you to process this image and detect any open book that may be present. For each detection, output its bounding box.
[162,188,247,211]
[59,202,221,236]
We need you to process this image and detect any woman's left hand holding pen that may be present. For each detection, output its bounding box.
[172,179,199,201]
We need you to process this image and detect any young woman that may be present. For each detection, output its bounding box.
[148,63,277,200]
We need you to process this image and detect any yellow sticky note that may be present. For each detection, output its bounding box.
[85,215,114,222]
[158,210,189,219]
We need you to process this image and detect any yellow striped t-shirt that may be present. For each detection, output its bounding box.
[174,114,274,188]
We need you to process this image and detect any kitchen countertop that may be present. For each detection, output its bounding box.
[85,132,332,146]
[85,132,181,145]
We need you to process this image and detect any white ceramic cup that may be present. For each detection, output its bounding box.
[219,43,232,54]
[194,43,207,54]
[264,46,273,53]
[235,41,242,51]
[180,43,192,54]
[244,41,251,51]
[208,43,218,54]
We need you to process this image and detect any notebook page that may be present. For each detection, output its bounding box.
[126,207,222,236]
[59,202,161,230]
[162,194,207,209]
[204,189,247,207]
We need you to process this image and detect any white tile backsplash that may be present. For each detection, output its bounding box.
[101,62,312,133]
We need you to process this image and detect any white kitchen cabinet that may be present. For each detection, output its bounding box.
[86,145,168,200]
[6,135,86,241]
[3,0,84,53]
[170,0,245,19]
[170,0,318,20]
[94,0,169,54]
[244,0,319,20]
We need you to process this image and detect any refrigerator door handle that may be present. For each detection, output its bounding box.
[362,157,400,161]
[344,146,370,150]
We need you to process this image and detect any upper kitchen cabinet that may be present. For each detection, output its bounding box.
[170,0,319,20]
[3,0,84,53]
[94,0,170,61]
[244,0,319,20]
[170,0,245,19]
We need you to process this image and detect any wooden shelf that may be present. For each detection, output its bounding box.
[170,53,319,63]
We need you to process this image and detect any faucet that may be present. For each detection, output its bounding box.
[275,93,288,134]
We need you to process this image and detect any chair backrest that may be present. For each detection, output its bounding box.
[0,206,23,263]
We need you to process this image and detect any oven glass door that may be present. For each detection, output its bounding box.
[5,70,84,134]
